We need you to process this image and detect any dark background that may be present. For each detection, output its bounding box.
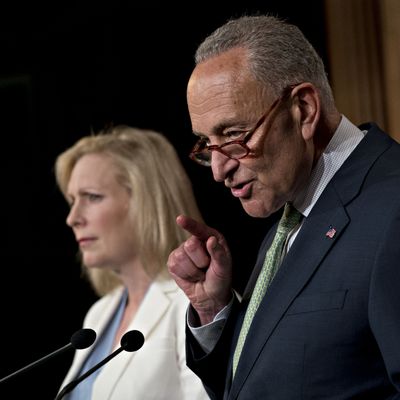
[0,1,327,398]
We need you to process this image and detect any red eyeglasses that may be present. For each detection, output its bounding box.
[189,84,300,167]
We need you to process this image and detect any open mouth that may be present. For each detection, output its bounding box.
[230,181,252,198]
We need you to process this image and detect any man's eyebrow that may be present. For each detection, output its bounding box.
[192,130,219,140]
[192,118,242,138]
[192,131,204,138]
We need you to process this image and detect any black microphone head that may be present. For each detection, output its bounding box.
[70,328,97,349]
[120,330,145,352]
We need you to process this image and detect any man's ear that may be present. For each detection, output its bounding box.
[291,83,320,141]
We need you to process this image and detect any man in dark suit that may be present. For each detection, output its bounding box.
[167,15,400,399]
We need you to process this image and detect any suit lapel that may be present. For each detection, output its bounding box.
[128,278,175,337]
[94,278,175,399]
[230,191,349,398]
[59,289,123,392]
[229,125,393,398]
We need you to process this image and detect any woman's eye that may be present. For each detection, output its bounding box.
[86,193,103,202]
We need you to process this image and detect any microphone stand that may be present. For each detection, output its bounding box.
[55,346,125,400]
[55,330,144,400]
[0,343,72,384]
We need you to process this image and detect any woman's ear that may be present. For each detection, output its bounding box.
[291,83,320,141]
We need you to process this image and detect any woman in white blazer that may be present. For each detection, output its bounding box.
[54,125,209,400]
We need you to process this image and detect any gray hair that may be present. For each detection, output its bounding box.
[195,15,335,110]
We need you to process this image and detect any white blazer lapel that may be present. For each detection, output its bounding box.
[58,287,124,395]
[92,278,175,399]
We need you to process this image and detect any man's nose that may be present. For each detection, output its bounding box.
[211,151,239,182]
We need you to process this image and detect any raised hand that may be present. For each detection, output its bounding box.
[167,215,233,325]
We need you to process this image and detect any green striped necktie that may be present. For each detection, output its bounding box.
[232,202,302,378]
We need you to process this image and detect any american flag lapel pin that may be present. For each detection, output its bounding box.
[325,225,336,239]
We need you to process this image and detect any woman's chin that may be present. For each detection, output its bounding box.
[82,257,101,269]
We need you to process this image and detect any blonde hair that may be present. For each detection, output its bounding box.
[55,125,203,296]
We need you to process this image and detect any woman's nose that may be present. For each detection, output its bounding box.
[66,203,84,228]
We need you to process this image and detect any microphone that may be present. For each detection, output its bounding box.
[55,329,145,400]
[0,328,96,384]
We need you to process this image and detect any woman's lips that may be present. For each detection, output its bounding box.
[78,238,96,248]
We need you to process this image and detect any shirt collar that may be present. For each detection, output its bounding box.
[293,115,366,217]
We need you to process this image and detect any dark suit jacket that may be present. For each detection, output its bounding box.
[186,123,400,399]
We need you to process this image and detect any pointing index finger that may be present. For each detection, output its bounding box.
[176,215,218,242]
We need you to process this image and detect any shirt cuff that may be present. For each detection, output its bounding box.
[187,296,234,353]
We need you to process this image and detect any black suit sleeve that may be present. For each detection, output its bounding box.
[186,297,241,400]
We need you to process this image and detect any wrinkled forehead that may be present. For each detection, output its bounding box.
[188,49,271,110]
[188,61,269,136]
